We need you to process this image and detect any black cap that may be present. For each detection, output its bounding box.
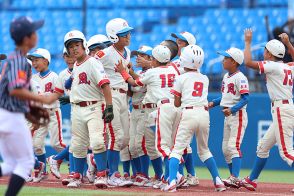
[10,16,44,42]
[0,54,6,60]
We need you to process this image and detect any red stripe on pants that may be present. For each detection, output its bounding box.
[142,136,147,155]
[108,123,115,150]
[55,110,66,148]
[236,110,243,157]
[277,107,294,161]
[156,108,167,158]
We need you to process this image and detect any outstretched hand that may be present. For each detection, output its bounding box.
[244,28,253,44]
[115,60,125,73]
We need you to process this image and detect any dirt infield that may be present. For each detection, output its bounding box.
[0,174,293,196]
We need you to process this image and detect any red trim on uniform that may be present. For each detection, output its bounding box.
[108,123,115,150]
[258,62,265,74]
[39,71,51,79]
[76,56,90,66]
[135,78,144,86]
[67,69,72,74]
[142,136,147,155]
[171,113,183,151]
[170,63,181,75]
[287,62,294,66]
[113,45,127,60]
[277,107,294,161]
[227,70,240,78]
[156,108,168,158]
[98,79,110,88]
[183,148,188,155]
[55,110,66,148]
[54,87,64,94]
[240,89,249,94]
[170,89,181,97]
[236,110,243,157]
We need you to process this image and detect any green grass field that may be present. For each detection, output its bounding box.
[0,165,293,195]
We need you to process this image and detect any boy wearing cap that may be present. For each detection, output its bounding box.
[116,45,181,189]
[208,47,249,188]
[0,16,51,195]
[129,46,153,186]
[88,35,108,57]
[28,48,66,182]
[241,29,294,192]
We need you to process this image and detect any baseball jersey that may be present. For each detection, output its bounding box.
[32,70,60,109]
[57,68,72,96]
[171,71,209,108]
[131,70,146,105]
[0,49,31,113]
[258,61,293,101]
[220,71,249,108]
[56,56,109,103]
[135,65,180,104]
[95,45,130,91]
[30,78,41,94]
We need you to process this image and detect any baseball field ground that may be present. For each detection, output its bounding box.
[0,164,293,195]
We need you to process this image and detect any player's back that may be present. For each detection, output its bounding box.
[95,45,130,91]
[259,61,293,101]
[141,65,179,104]
[174,71,209,108]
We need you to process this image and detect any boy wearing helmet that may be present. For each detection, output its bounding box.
[27,48,66,182]
[165,45,226,192]
[95,18,134,187]
[241,29,294,192]
[46,30,114,189]
[208,48,249,188]
[87,35,108,57]
[116,45,181,188]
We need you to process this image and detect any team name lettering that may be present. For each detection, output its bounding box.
[78,72,91,85]
[227,83,236,95]
[44,82,53,93]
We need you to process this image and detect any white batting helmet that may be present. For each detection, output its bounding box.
[152,45,171,63]
[64,30,89,54]
[180,45,204,70]
[87,35,108,50]
[106,18,133,43]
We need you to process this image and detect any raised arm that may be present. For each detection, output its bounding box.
[279,33,294,61]
[244,28,260,70]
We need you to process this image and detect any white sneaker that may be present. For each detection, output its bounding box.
[107,172,133,187]
[94,171,108,189]
[133,174,149,186]
[26,175,33,182]
[164,180,177,192]
[214,177,226,192]
[186,174,199,186]
[176,173,187,188]
[153,177,167,189]
[67,173,82,188]
[47,155,61,179]
[62,173,74,186]
[33,162,45,183]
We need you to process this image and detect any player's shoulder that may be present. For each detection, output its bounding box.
[95,48,109,60]
[49,71,58,77]
[236,71,248,79]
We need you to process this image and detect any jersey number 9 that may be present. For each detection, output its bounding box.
[192,82,203,97]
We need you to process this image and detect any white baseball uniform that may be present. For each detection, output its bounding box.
[55,56,110,158]
[256,61,294,166]
[129,70,148,159]
[95,46,130,161]
[32,71,65,155]
[56,68,72,96]
[135,65,179,160]
[220,71,249,164]
[170,71,213,162]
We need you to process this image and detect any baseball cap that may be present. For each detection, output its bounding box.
[10,16,44,43]
[27,48,51,63]
[152,45,171,63]
[217,47,244,65]
[171,31,196,45]
[131,45,152,57]
[261,39,285,59]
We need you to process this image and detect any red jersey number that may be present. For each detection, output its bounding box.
[283,69,293,86]
[192,82,203,97]
[159,74,175,88]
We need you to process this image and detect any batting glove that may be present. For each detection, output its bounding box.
[102,104,114,123]
[59,96,70,105]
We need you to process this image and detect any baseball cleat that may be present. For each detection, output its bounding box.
[223,175,241,188]
[26,175,33,182]
[67,173,82,188]
[33,161,45,183]
[94,170,108,189]
[176,173,187,188]
[240,176,257,191]
[86,153,97,183]
[47,155,61,179]
[215,183,227,192]
[107,172,133,187]
[186,174,199,186]
[163,180,177,192]
[133,173,149,186]
[62,172,75,186]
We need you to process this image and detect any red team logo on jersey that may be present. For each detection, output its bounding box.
[96,50,105,59]
[227,83,236,95]
[45,82,53,93]
[78,72,91,85]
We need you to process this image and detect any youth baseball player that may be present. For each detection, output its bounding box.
[241,29,294,192]
[208,47,249,188]
[46,30,114,189]
[95,18,133,187]
[27,48,66,181]
[129,46,153,186]
[0,16,49,196]
[165,45,226,192]
[87,35,108,56]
